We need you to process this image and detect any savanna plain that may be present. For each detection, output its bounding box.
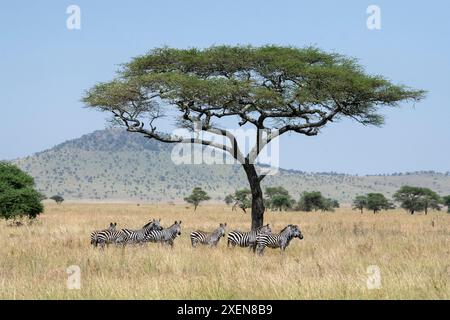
[0,203,449,299]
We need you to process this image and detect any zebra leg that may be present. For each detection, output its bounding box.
[256,244,265,256]
[98,241,105,250]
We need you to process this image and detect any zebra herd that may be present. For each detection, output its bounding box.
[90,219,303,255]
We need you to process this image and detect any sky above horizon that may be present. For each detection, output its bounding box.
[1,1,449,174]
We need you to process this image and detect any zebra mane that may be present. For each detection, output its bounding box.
[142,220,155,229]
[256,224,269,230]
[167,222,178,229]
[279,224,293,234]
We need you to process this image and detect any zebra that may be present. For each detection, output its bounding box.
[227,224,272,249]
[255,224,303,256]
[190,223,227,247]
[144,220,182,247]
[95,228,127,249]
[120,218,163,245]
[90,222,117,247]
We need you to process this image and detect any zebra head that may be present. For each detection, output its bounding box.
[109,222,117,230]
[290,224,303,240]
[151,218,163,231]
[170,220,182,237]
[217,223,227,237]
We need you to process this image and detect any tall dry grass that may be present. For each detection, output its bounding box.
[0,203,449,299]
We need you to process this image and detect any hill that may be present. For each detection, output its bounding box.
[12,128,450,203]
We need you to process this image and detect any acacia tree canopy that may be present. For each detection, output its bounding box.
[83,45,425,229]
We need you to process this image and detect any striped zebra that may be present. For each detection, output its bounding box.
[227,224,272,249]
[96,228,127,249]
[144,220,182,247]
[190,223,227,247]
[90,222,116,247]
[120,218,163,245]
[255,224,303,255]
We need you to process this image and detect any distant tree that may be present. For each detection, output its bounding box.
[297,191,321,211]
[226,189,252,213]
[393,186,440,215]
[224,194,234,206]
[394,186,424,214]
[352,195,368,213]
[270,194,294,211]
[366,193,391,214]
[265,187,293,211]
[265,186,289,199]
[0,162,44,222]
[184,187,210,211]
[297,191,335,212]
[322,198,340,212]
[443,195,450,213]
[420,188,442,214]
[50,195,64,205]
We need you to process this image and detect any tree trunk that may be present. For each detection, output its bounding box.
[242,163,264,230]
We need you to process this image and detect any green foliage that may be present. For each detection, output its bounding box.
[297,191,338,212]
[366,193,391,213]
[0,162,35,193]
[184,187,210,211]
[270,194,295,211]
[0,162,44,221]
[352,195,368,213]
[265,186,294,211]
[443,195,450,213]
[50,195,64,204]
[323,198,340,211]
[224,194,234,206]
[83,45,426,143]
[394,186,441,214]
[225,189,252,213]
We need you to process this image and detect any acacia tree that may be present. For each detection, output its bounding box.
[184,187,210,211]
[366,193,390,214]
[352,195,368,213]
[420,188,441,215]
[443,196,450,213]
[394,186,441,215]
[50,195,64,205]
[265,186,293,211]
[297,191,326,212]
[83,46,425,229]
[226,189,252,213]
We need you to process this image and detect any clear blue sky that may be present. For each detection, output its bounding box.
[1,0,449,174]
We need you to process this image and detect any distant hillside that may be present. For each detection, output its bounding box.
[12,128,450,203]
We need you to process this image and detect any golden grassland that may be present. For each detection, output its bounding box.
[0,203,449,299]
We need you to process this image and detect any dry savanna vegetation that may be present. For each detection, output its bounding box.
[0,203,449,299]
